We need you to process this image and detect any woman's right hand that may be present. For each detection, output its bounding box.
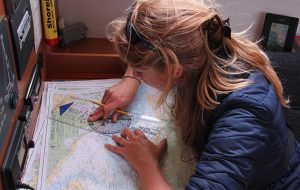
[89,76,140,122]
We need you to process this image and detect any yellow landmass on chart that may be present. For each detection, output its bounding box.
[46,131,87,184]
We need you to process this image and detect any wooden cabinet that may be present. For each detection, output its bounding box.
[45,38,124,80]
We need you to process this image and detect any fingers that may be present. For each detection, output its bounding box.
[101,83,134,121]
[88,106,123,122]
[157,139,168,157]
[88,106,104,121]
[102,89,120,120]
[120,130,127,139]
[134,129,147,139]
[104,133,127,156]
[101,89,111,104]
[109,129,135,150]
[104,100,127,118]
[112,134,127,147]
[111,112,121,122]
[121,128,136,140]
[120,128,148,141]
[106,129,167,161]
[104,132,128,156]
[106,129,145,155]
[90,95,123,121]
[159,139,168,148]
[104,143,123,155]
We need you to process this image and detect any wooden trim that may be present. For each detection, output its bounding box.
[0,0,6,15]
[46,73,123,81]
[48,38,118,55]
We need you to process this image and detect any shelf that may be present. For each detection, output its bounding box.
[48,38,118,56]
[45,38,125,80]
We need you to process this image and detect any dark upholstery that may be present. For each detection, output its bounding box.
[267,52,300,141]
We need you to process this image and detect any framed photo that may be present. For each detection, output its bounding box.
[261,13,299,52]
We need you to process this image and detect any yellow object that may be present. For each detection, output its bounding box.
[88,99,131,116]
[41,0,58,46]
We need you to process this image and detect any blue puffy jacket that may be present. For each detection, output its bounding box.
[186,72,300,190]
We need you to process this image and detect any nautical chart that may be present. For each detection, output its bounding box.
[21,79,196,190]
[49,91,132,134]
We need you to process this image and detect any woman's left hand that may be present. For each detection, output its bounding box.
[105,128,167,176]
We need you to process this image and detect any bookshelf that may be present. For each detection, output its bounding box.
[45,38,125,80]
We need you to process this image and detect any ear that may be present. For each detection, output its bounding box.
[174,64,183,79]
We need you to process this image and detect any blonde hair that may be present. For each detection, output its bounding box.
[107,0,288,149]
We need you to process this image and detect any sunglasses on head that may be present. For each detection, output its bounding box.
[125,11,143,44]
[125,5,163,60]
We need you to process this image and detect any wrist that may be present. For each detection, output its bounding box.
[122,75,141,85]
[138,165,171,190]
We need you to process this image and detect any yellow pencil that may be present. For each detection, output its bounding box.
[88,99,131,116]
[69,95,131,116]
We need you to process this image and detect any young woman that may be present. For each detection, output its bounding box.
[89,0,300,189]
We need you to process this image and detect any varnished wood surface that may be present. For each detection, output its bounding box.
[45,38,125,80]
[49,38,118,55]
[0,0,5,15]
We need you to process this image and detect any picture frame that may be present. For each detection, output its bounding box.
[293,35,300,52]
[261,13,299,52]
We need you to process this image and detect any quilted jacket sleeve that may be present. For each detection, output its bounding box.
[186,97,284,190]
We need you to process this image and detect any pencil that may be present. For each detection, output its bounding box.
[69,95,131,116]
[88,99,131,116]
